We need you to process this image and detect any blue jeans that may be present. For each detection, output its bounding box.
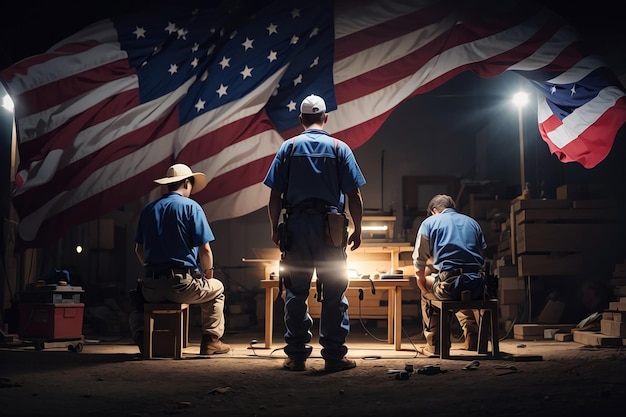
[281,211,350,361]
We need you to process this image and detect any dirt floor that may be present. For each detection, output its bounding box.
[1,320,625,417]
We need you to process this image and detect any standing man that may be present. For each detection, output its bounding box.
[263,94,366,372]
[412,194,487,355]
[133,163,230,356]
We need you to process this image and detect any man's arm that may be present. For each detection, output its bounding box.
[413,234,432,293]
[346,187,363,251]
[134,243,145,266]
[268,189,283,247]
[415,269,428,293]
[198,242,215,279]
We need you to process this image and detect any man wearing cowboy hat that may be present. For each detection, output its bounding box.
[131,163,230,356]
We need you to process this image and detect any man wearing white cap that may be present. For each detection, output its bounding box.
[263,94,366,372]
[131,163,230,356]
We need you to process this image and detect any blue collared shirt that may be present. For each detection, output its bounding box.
[413,208,486,273]
[135,192,214,271]
[263,129,366,210]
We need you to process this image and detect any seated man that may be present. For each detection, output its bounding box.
[412,194,487,355]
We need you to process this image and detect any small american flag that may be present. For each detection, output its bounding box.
[2,0,625,249]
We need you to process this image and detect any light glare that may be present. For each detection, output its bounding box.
[513,91,529,107]
[2,94,14,112]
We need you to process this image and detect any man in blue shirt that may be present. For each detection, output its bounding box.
[132,163,230,356]
[412,194,487,355]
[263,94,366,372]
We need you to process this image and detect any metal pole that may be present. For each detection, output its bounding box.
[518,105,525,193]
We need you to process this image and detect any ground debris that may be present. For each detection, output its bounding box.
[207,386,231,394]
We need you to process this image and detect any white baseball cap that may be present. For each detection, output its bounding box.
[300,94,326,114]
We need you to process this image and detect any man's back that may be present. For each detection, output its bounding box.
[418,208,485,272]
[262,94,364,373]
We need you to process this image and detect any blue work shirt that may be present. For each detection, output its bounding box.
[135,192,214,271]
[413,208,486,273]
[263,129,366,209]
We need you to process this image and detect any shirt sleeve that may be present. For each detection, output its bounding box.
[191,202,215,246]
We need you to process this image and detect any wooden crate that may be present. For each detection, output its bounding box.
[509,197,618,273]
[515,223,597,253]
[516,253,583,276]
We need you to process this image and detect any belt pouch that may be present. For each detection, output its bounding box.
[325,212,348,247]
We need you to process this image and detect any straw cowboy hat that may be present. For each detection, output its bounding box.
[154,163,208,194]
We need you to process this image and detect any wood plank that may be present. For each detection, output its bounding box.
[515,223,599,253]
[514,323,576,337]
[517,253,583,276]
[511,199,571,213]
[572,199,618,209]
[556,183,610,200]
[515,208,619,224]
[572,330,623,347]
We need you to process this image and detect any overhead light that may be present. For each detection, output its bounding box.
[512,91,528,107]
[2,94,14,113]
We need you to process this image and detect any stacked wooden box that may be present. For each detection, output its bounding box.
[510,186,619,276]
[601,299,626,339]
[493,257,525,328]
[493,183,621,332]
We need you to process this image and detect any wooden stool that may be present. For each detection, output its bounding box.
[143,303,190,359]
[429,297,499,359]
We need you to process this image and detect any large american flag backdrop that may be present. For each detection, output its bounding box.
[2,0,625,249]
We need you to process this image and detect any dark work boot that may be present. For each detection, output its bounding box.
[324,357,356,373]
[200,334,231,355]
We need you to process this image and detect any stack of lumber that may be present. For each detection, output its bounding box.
[509,185,619,276]
[493,183,621,334]
[493,257,525,327]
[513,323,576,341]
[572,298,626,347]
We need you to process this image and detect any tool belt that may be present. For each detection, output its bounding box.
[145,267,193,280]
[287,199,330,215]
[438,266,481,280]
[325,211,348,247]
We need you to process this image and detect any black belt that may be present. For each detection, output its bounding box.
[145,267,193,279]
[288,199,332,215]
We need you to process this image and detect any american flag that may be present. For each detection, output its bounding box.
[2,0,625,249]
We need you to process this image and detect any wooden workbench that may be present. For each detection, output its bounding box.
[259,278,411,350]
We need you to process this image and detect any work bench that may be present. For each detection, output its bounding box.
[259,278,411,350]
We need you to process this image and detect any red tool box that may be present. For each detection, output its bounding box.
[18,284,86,351]
[19,302,85,339]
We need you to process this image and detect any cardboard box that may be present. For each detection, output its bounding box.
[19,303,84,339]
